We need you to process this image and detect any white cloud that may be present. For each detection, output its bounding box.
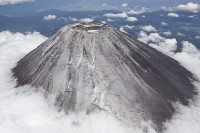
[195,36,200,40]
[79,18,94,23]
[126,7,148,15]
[126,17,138,22]
[138,31,177,56]
[162,41,200,133]
[141,25,156,32]
[138,30,200,133]
[43,15,57,20]
[138,33,200,133]
[177,2,200,13]
[181,41,200,55]
[162,3,200,13]
[189,15,195,18]
[161,22,168,26]
[163,31,172,36]
[161,6,174,11]
[138,31,200,81]
[138,30,200,84]
[177,32,185,37]
[119,25,135,33]
[107,18,114,22]
[138,31,162,44]
[0,31,46,49]
[172,41,200,80]
[119,27,127,33]
[0,0,33,5]
[69,17,78,22]
[149,38,177,56]
[102,3,107,6]
[59,17,68,21]
[167,13,180,18]
[121,3,128,7]
[103,13,128,18]
[122,25,135,30]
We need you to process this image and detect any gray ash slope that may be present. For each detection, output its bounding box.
[13,20,196,130]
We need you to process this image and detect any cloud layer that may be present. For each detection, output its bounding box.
[177,2,200,13]
[126,17,138,22]
[79,18,94,23]
[167,13,180,18]
[121,3,128,7]
[0,0,33,5]
[104,13,128,18]
[138,32,200,133]
[162,2,200,13]
[141,25,157,32]
[126,7,148,15]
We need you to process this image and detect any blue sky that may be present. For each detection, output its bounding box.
[0,0,199,15]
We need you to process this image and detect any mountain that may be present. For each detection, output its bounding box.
[12,20,196,131]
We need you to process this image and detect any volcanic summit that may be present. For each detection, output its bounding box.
[13,20,196,130]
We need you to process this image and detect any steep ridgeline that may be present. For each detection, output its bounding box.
[13,20,196,131]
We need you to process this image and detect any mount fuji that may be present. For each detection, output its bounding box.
[12,20,197,131]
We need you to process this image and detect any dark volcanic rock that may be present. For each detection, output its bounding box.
[13,20,196,131]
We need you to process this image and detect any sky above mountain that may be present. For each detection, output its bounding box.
[0,0,200,14]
